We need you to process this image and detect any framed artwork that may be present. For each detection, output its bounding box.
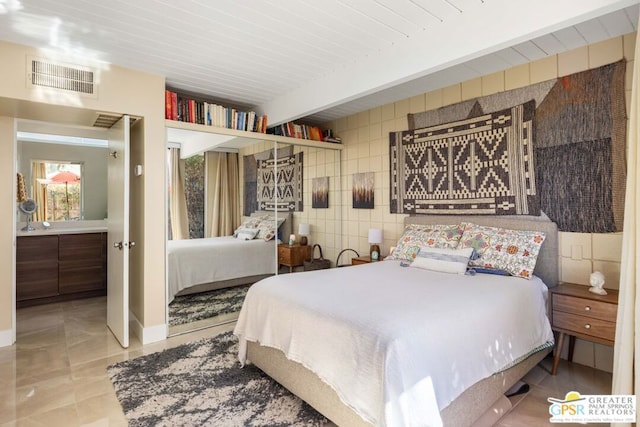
[312,176,329,208]
[353,172,374,209]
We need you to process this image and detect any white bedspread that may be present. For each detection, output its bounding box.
[234,260,554,427]
[167,236,276,302]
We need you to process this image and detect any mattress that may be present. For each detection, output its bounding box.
[167,236,276,302]
[234,260,554,427]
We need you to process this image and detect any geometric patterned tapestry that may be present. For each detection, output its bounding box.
[391,100,539,216]
[243,146,293,215]
[404,60,626,232]
[256,152,303,211]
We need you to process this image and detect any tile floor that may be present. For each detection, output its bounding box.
[0,297,613,426]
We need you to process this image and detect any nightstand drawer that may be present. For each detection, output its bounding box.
[278,245,292,264]
[553,294,617,322]
[552,311,616,342]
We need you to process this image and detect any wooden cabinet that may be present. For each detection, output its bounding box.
[16,235,59,302]
[549,283,618,375]
[278,244,311,273]
[351,255,385,265]
[58,233,107,295]
[17,233,107,307]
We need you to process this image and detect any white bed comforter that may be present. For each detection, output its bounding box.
[167,236,276,302]
[234,260,554,427]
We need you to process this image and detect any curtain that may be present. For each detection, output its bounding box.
[31,161,47,222]
[168,147,189,240]
[204,152,240,237]
[611,26,640,427]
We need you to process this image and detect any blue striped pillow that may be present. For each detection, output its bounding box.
[410,247,474,274]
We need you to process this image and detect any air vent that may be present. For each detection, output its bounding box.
[93,113,123,128]
[26,56,97,98]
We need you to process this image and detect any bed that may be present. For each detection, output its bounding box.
[233,214,558,426]
[167,211,291,302]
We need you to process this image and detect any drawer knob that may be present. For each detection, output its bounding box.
[584,324,591,329]
[584,306,591,311]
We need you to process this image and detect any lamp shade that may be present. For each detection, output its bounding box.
[298,223,310,236]
[368,228,382,244]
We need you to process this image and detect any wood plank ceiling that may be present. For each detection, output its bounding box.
[0,0,638,126]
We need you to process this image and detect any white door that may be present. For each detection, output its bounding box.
[107,115,130,348]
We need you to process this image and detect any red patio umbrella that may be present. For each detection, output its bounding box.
[50,171,80,219]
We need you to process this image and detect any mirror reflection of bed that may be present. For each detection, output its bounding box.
[166,137,285,335]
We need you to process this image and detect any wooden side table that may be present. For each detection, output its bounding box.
[278,244,311,273]
[351,255,385,265]
[549,283,618,375]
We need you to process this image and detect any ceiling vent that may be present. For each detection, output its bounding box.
[92,112,123,128]
[26,55,97,98]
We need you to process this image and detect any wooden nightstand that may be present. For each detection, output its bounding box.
[278,244,312,273]
[549,283,618,375]
[351,255,385,265]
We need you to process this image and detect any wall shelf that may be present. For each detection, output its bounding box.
[166,120,343,157]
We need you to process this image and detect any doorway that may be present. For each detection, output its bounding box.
[13,115,136,348]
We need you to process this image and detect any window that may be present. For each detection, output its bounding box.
[33,161,83,221]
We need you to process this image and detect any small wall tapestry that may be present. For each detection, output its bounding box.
[256,152,303,211]
[391,100,539,216]
[397,60,626,233]
[312,176,329,208]
[353,172,374,209]
[243,146,293,215]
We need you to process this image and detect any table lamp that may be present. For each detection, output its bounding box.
[368,228,382,261]
[298,223,310,246]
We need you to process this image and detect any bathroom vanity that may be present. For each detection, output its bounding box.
[16,222,107,307]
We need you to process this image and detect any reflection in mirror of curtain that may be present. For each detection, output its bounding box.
[31,161,47,221]
[167,147,189,240]
[204,151,241,238]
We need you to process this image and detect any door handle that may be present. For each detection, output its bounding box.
[113,241,123,250]
[124,241,136,249]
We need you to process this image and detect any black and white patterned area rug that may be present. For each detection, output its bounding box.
[107,332,328,427]
[169,285,251,327]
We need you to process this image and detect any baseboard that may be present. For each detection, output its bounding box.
[129,311,166,345]
[0,328,14,348]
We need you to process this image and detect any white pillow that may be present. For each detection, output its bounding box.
[410,247,474,274]
[235,228,259,240]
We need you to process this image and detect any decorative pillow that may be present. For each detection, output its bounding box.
[458,223,546,279]
[233,217,262,237]
[255,216,285,241]
[235,228,259,240]
[410,247,473,274]
[386,224,464,262]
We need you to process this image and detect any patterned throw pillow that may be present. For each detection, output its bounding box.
[410,246,474,274]
[233,217,262,237]
[255,216,285,241]
[458,223,546,279]
[387,224,464,262]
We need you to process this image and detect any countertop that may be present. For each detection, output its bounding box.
[17,220,108,237]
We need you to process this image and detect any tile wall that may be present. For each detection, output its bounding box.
[324,32,636,373]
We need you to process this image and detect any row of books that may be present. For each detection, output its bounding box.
[267,122,341,143]
[165,90,268,133]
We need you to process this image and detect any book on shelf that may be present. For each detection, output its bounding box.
[165,89,267,133]
[266,121,341,143]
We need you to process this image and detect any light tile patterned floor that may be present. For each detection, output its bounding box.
[0,297,612,426]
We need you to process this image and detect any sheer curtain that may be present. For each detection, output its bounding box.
[31,161,47,222]
[611,25,639,427]
[168,147,189,240]
[204,151,240,237]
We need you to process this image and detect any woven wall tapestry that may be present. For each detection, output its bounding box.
[256,152,303,211]
[391,100,539,216]
[403,60,626,232]
[243,146,293,215]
